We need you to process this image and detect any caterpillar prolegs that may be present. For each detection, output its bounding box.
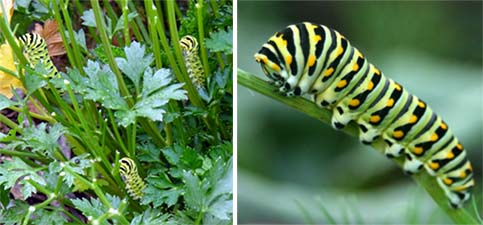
[254,22,474,208]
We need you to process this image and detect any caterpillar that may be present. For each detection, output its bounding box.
[119,157,146,200]
[254,22,474,208]
[179,35,205,90]
[18,33,59,78]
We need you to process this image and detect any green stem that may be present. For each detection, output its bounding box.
[196,0,211,78]
[90,0,132,106]
[164,0,204,107]
[59,0,85,69]
[237,68,479,225]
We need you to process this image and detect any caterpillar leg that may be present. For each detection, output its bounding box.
[402,153,423,174]
[437,176,474,208]
[331,106,352,129]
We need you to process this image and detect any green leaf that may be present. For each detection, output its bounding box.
[182,171,205,211]
[24,63,48,95]
[32,209,68,225]
[0,94,14,110]
[137,143,162,163]
[141,172,183,208]
[205,29,233,54]
[6,123,66,158]
[206,158,232,220]
[71,194,120,224]
[72,60,129,111]
[71,197,105,218]
[0,157,45,199]
[115,42,153,90]
[130,208,170,225]
[48,154,91,189]
[115,68,187,127]
[142,184,183,208]
[206,195,232,221]
[74,29,87,52]
[94,45,126,64]
[80,9,96,27]
[114,12,138,34]
[162,144,183,165]
[0,200,28,225]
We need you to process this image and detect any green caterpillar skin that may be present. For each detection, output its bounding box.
[119,157,146,200]
[179,35,205,89]
[254,22,473,208]
[18,33,59,78]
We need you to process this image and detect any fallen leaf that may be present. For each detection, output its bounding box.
[32,20,66,57]
[0,43,23,98]
[0,0,14,24]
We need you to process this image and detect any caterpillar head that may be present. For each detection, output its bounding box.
[254,50,287,88]
[179,35,199,54]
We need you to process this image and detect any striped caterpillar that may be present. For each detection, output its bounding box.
[254,22,474,208]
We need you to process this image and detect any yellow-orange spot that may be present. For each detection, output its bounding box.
[337,80,347,88]
[453,185,467,192]
[285,55,293,66]
[446,151,454,159]
[440,122,448,130]
[370,115,381,123]
[367,81,374,90]
[323,67,334,76]
[261,57,268,64]
[418,101,426,108]
[430,133,438,142]
[271,64,281,71]
[314,35,322,42]
[282,40,288,46]
[386,98,395,107]
[393,130,404,139]
[307,55,316,67]
[429,162,440,170]
[409,115,418,124]
[460,171,467,178]
[352,63,359,71]
[443,178,453,185]
[336,46,344,57]
[456,143,463,150]
[412,147,423,155]
[349,99,360,107]
[375,68,381,75]
[394,84,402,91]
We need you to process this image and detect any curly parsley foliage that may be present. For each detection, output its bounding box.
[140,143,232,224]
[5,123,66,158]
[0,157,45,199]
[67,41,187,127]
[205,29,233,54]
[71,194,122,223]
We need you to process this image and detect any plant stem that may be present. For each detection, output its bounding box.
[237,68,480,225]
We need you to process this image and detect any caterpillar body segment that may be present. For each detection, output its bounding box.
[179,35,206,90]
[18,33,59,78]
[254,22,474,208]
[119,157,146,200]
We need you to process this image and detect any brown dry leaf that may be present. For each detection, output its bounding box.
[0,0,14,24]
[0,43,23,98]
[33,20,66,57]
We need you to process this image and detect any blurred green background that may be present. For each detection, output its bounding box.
[237,1,482,224]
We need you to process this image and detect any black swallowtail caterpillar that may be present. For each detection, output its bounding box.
[119,157,146,200]
[18,33,59,78]
[179,35,205,90]
[254,22,474,208]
